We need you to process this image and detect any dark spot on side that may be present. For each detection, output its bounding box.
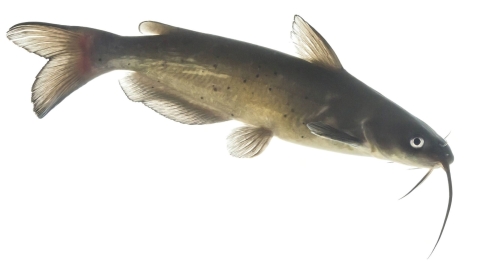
[305,96,309,100]
[213,87,217,92]
[268,88,272,91]
[128,63,130,66]
[151,86,154,89]
[231,114,234,117]
[243,79,247,83]
[202,70,204,73]
[201,97,204,99]
[98,58,102,62]
[256,74,259,78]
[291,109,295,112]
[157,80,160,83]
[251,92,254,95]
[284,114,287,118]
[302,122,305,125]
[227,86,230,89]
[213,64,217,69]
[301,136,304,138]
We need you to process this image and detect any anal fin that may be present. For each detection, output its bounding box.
[227,126,273,158]
[119,72,229,125]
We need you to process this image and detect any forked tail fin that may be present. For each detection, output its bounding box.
[7,22,111,118]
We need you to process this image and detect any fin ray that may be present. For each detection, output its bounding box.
[291,15,343,70]
[119,72,229,125]
[227,126,273,158]
[7,23,100,118]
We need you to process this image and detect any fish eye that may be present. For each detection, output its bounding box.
[410,137,424,148]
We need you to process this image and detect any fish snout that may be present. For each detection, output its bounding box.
[438,142,454,165]
[445,150,454,165]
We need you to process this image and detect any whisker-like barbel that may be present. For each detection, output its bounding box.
[399,168,433,200]
[444,131,452,140]
[428,163,453,258]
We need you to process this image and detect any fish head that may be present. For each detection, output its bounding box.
[364,113,453,169]
[364,111,454,257]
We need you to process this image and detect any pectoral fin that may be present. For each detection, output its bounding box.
[227,126,273,158]
[307,121,361,146]
[119,72,229,125]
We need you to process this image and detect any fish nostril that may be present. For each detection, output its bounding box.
[445,152,454,164]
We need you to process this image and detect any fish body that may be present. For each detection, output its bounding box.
[6,16,453,256]
[101,32,382,156]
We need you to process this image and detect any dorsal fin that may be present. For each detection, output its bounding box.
[138,21,185,35]
[291,15,343,70]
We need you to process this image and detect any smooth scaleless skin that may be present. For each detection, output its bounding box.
[99,33,378,155]
[6,16,453,257]
[92,24,452,167]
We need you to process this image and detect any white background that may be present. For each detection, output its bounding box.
[1,1,478,261]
